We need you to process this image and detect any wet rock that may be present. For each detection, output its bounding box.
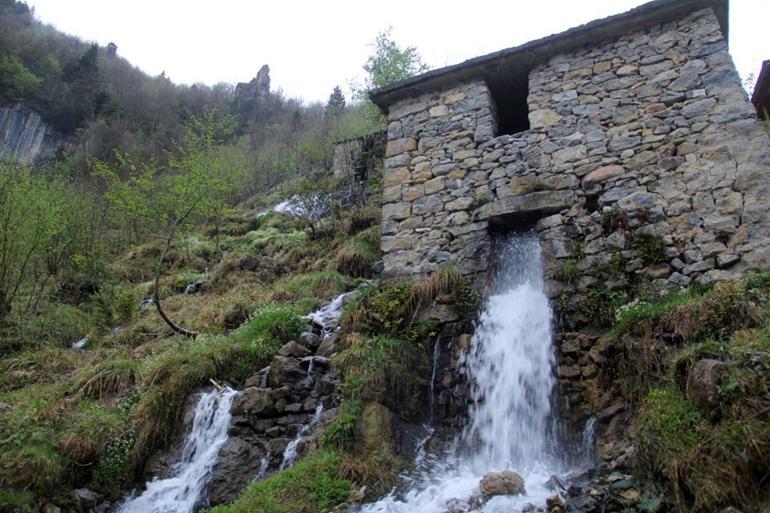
[546,495,565,513]
[231,387,274,415]
[297,331,322,350]
[243,367,269,389]
[272,437,297,460]
[74,488,98,509]
[316,333,340,357]
[207,438,267,505]
[479,470,525,497]
[278,341,312,358]
[269,356,304,386]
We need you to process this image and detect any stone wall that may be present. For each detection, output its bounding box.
[381,7,770,307]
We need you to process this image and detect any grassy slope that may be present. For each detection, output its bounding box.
[611,271,770,512]
[0,197,381,511]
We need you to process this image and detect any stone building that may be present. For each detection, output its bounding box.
[371,0,770,303]
[752,59,770,120]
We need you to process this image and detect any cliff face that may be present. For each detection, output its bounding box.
[0,104,62,165]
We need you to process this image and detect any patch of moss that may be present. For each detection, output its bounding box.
[274,271,350,310]
[577,286,627,328]
[615,281,767,343]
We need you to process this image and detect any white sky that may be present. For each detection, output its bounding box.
[28,0,769,104]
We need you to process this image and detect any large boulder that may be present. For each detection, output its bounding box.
[206,437,267,506]
[686,359,728,418]
[479,471,525,497]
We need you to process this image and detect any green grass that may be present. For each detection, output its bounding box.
[334,334,425,403]
[208,451,350,513]
[634,325,770,512]
[321,400,364,451]
[274,270,351,311]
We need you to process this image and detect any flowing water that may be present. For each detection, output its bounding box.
[358,234,566,513]
[307,291,355,340]
[280,404,325,470]
[116,388,237,513]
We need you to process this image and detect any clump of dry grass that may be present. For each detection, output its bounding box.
[335,249,369,278]
[74,359,140,400]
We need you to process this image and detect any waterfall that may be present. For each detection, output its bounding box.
[307,291,355,340]
[463,235,556,473]
[358,234,565,513]
[116,388,237,513]
[429,336,441,422]
[280,404,325,470]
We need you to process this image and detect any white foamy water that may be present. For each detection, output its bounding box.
[116,387,237,513]
[307,291,355,339]
[280,404,325,470]
[358,235,563,513]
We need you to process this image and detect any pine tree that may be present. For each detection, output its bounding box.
[325,86,345,118]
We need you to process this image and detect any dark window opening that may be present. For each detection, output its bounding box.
[488,74,530,136]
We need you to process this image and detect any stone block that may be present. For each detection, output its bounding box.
[478,190,576,220]
[382,202,411,221]
[529,109,563,128]
[385,137,418,157]
[383,167,410,188]
[583,165,625,184]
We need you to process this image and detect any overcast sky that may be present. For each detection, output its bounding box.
[28,0,769,104]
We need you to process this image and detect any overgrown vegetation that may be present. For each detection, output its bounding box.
[594,270,770,513]
[208,451,351,513]
[0,6,441,511]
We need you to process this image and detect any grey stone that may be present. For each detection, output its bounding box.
[478,191,576,220]
[480,471,525,497]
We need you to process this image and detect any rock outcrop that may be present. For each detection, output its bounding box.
[205,325,341,506]
[0,104,62,165]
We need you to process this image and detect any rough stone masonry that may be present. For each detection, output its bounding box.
[372,0,770,307]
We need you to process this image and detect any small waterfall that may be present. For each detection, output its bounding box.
[578,417,597,468]
[280,404,324,470]
[358,234,568,512]
[307,291,355,340]
[429,336,441,422]
[254,455,270,480]
[116,388,237,513]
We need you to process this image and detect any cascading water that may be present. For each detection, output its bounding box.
[280,404,325,470]
[359,234,564,513]
[116,387,237,513]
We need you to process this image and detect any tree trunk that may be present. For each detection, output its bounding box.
[153,225,198,339]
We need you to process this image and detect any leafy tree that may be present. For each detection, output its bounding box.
[0,162,65,321]
[0,55,41,102]
[93,112,236,337]
[363,27,428,92]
